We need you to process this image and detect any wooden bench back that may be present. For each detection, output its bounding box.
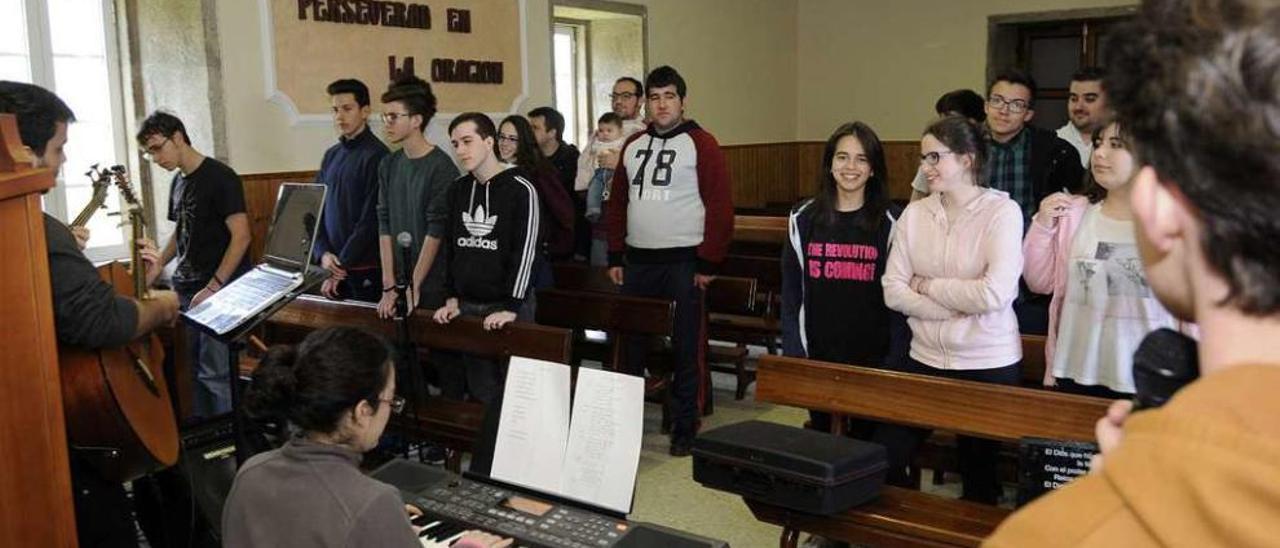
[756,355,1111,443]
[263,295,573,363]
[535,288,674,337]
[551,262,757,316]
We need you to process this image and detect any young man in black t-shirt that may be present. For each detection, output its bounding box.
[432,112,538,404]
[139,111,250,418]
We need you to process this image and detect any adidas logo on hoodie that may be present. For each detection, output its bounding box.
[458,203,499,250]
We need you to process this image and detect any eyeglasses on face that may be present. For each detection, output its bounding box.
[987,95,1030,114]
[610,92,637,101]
[377,395,406,415]
[919,150,956,166]
[381,111,414,124]
[142,137,172,159]
[496,133,520,144]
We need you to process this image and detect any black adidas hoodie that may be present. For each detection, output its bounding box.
[440,166,540,312]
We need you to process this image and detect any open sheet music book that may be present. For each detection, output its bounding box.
[489,357,645,515]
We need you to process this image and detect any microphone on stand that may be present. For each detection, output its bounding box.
[395,232,414,320]
[392,232,427,437]
[1131,328,1200,410]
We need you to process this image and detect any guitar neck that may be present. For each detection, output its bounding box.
[70,191,108,228]
[130,210,147,298]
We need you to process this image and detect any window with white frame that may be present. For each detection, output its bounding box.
[4,0,130,261]
[552,23,585,147]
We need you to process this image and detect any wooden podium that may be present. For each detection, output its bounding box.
[0,114,78,546]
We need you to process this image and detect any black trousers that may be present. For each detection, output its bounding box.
[621,260,707,439]
[70,455,138,548]
[335,267,383,303]
[435,298,534,405]
[1055,377,1133,400]
[867,358,1021,504]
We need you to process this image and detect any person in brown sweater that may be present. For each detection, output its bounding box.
[986,0,1280,545]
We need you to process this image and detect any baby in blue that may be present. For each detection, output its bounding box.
[584,112,625,222]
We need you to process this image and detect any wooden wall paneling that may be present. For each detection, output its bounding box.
[794,141,824,202]
[883,140,922,202]
[0,114,77,547]
[242,140,919,251]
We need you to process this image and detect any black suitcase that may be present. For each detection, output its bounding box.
[691,420,887,515]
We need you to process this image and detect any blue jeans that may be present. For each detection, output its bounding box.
[590,237,608,267]
[585,167,613,222]
[178,290,232,418]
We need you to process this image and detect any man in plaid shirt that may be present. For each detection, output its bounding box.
[983,68,1085,334]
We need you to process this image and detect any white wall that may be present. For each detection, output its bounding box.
[212,0,800,174]
[207,0,1141,173]
[795,0,1136,141]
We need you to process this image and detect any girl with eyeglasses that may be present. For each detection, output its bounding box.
[1023,120,1183,399]
[221,326,507,547]
[882,115,1024,505]
[495,115,576,265]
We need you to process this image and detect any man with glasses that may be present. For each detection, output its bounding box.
[984,69,1084,334]
[1057,66,1110,168]
[139,110,251,418]
[373,75,460,319]
[984,69,1085,227]
[577,76,649,265]
[314,78,389,302]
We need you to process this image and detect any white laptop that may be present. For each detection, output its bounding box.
[184,183,326,335]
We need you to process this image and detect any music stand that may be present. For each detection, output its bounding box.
[182,266,329,464]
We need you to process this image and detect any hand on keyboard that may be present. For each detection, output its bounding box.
[407,505,511,548]
[453,531,512,548]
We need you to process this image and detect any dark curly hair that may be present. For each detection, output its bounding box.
[381,74,437,133]
[244,327,394,434]
[1104,0,1280,314]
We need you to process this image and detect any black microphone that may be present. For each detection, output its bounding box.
[395,232,414,319]
[1131,328,1200,410]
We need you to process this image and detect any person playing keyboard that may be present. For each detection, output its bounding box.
[221,326,508,548]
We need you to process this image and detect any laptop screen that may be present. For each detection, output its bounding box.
[263,183,326,272]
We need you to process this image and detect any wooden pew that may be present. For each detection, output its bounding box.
[734,214,788,245]
[549,263,762,399]
[747,354,1112,547]
[252,295,573,471]
[534,287,674,373]
[731,214,788,257]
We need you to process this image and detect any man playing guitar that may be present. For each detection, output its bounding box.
[0,81,180,547]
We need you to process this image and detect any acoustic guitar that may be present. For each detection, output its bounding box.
[69,163,112,228]
[59,166,178,483]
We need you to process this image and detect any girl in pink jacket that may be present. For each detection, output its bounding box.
[1022,120,1179,398]
[882,115,1023,505]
